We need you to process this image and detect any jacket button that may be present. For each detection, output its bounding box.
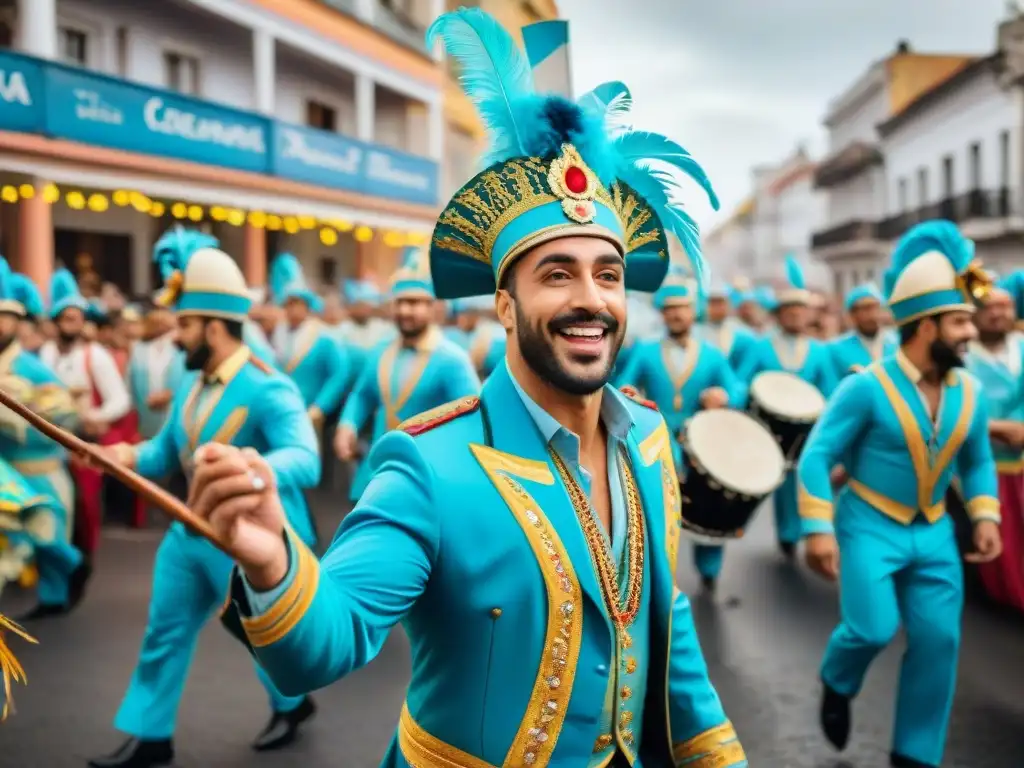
[490,607,502,618]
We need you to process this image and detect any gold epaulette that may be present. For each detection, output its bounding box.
[0,613,36,721]
[619,385,658,411]
[397,397,480,436]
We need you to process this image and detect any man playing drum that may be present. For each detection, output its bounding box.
[738,255,836,557]
[616,265,747,590]
[797,220,1002,768]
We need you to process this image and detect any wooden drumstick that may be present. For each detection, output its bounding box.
[0,388,229,554]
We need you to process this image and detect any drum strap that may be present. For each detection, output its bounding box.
[660,339,702,411]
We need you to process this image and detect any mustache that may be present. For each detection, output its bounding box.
[547,309,619,335]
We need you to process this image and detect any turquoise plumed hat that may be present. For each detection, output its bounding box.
[86,298,108,323]
[844,282,884,312]
[270,253,323,314]
[449,295,493,315]
[152,226,251,321]
[390,246,435,300]
[653,264,694,310]
[996,269,1023,319]
[9,274,44,318]
[427,8,718,300]
[0,256,21,317]
[342,278,382,307]
[754,285,778,312]
[883,219,991,326]
[777,253,810,306]
[49,268,89,319]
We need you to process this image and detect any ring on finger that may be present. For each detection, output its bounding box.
[249,471,266,492]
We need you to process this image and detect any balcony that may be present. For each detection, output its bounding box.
[813,141,883,189]
[878,188,1016,240]
[810,220,878,249]
[373,3,429,54]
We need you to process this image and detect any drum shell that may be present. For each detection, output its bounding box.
[748,398,815,467]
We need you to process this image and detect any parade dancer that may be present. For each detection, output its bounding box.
[199,10,745,765]
[738,256,836,557]
[0,263,88,619]
[617,266,745,590]
[798,220,1002,768]
[88,244,320,768]
[39,269,132,559]
[332,245,480,502]
[966,286,1024,611]
[827,283,898,380]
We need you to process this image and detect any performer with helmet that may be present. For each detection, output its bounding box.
[0,260,90,619]
[696,278,758,370]
[738,255,836,558]
[88,239,321,768]
[332,245,480,502]
[798,220,1002,768]
[828,283,898,380]
[195,9,745,766]
[617,265,748,590]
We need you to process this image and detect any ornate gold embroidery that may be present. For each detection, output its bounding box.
[593,734,614,753]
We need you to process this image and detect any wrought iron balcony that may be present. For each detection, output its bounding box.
[877,188,1015,240]
[810,219,879,249]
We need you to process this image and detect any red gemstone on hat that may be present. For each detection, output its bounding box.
[564,166,587,194]
[575,204,589,217]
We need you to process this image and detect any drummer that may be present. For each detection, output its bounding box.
[827,283,899,380]
[738,256,836,558]
[616,265,746,590]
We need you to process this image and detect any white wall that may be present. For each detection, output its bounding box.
[826,165,887,224]
[827,73,887,153]
[882,68,1022,215]
[275,46,357,132]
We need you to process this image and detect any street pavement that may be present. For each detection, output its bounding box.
[3,491,1024,768]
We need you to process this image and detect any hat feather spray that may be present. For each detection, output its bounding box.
[0,613,37,721]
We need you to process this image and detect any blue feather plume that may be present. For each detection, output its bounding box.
[427,8,535,168]
[884,220,973,300]
[784,253,805,290]
[50,268,79,307]
[270,253,305,301]
[11,274,44,316]
[577,81,633,136]
[0,256,11,302]
[153,226,219,282]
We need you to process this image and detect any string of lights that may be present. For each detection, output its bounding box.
[0,183,431,249]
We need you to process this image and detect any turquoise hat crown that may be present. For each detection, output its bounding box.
[0,257,42,317]
[342,278,382,307]
[270,253,323,314]
[49,267,89,319]
[391,246,435,299]
[653,264,695,309]
[844,282,884,312]
[152,226,252,321]
[883,220,991,325]
[776,253,810,306]
[427,8,718,300]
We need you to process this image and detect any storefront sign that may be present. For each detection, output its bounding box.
[0,51,45,133]
[272,124,439,206]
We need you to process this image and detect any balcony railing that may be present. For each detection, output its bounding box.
[878,188,1015,239]
[810,219,879,249]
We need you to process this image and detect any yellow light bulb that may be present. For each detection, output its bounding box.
[266,214,282,230]
[171,202,188,219]
[87,193,109,212]
[383,231,404,248]
[66,191,86,210]
[227,209,245,226]
[319,228,339,246]
[354,226,373,243]
[1,186,18,203]
[210,206,227,221]
[283,216,300,234]
[298,215,317,229]
[187,205,203,222]
[112,190,130,206]
[18,184,34,199]
[150,201,166,217]
[42,184,60,204]
[333,219,354,232]
[248,211,267,228]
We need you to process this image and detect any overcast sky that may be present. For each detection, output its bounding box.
[557,0,1012,230]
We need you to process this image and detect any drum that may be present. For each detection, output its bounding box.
[679,409,786,542]
[748,371,826,467]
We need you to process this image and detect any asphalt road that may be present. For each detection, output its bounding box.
[3,492,1024,768]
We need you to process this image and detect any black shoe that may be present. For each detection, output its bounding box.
[17,603,67,622]
[252,696,316,751]
[87,738,174,768]
[68,561,93,611]
[820,683,850,751]
[701,575,717,593]
[891,753,936,768]
[779,541,796,560]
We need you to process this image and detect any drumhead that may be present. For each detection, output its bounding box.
[687,410,785,496]
[750,371,826,421]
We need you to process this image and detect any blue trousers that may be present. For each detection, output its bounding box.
[693,544,724,579]
[821,503,962,766]
[114,525,304,739]
[773,470,801,545]
[20,467,82,606]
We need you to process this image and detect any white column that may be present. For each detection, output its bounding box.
[356,73,375,142]
[253,28,276,115]
[427,99,444,162]
[427,0,445,60]
[355,0,376,24]
[18,0,57,59]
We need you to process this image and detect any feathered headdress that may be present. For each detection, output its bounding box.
[391,246,434,300]
[653,263,694,310]
[151,226,251,321]
[48,268,88,320]
[271,253,323,314]
[427,8,718,300]
[884,219,991,326]
[152,226,220,308]
[0,257,18,317]
[777,253,810,307]
[996,269,1023,320]
[844,283,884,312]
[0,612,36,721]
[342,279,382,307]
[754,285,778,313]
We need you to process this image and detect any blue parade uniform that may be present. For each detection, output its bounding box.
[737,258,836,547]
[997,269,1024,329]
[338,247,481,502]
[798,220,999,767]
[448,296,506,379]
[828,284,898,380]
[127,326,184,441]
[618,269,746,581]
[226,9,743,766]
[695,282,758,371]
[335,279,395,380]
[0,262,83,609]
[107,239,320,747]
[268,253,350,423]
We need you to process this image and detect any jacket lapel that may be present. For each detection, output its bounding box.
[476,366,608,622]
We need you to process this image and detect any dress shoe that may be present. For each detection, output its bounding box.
[252,696,316,751]
[87,738,173,768]
[68,561,93,610]
[891,753,937,768]
[779,541,797,560]
[17,603,67,621]
[820,683,850,751]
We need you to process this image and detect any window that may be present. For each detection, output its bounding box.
[941,155,954,198]
[917,167,929,206]
[0,20,13,49]
[59,26,88,66]
[163,51,200,95]
[319,257,337,286]
[897,178,908,212]
[969,142,982,189]
[999,129,1011,187]
[116,27,128,77]
[306,100,337,132]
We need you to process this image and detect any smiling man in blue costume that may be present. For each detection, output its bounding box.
[190,10,744,767]
[87,243,321,768]
[616,265,745,592]
[0,260,89,620]
[267,252,349,436]
[332,244,480,502]
[737,256,836,557]
[695,280,757,371]
[826,283,898,381]
[797,220,1002,768]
